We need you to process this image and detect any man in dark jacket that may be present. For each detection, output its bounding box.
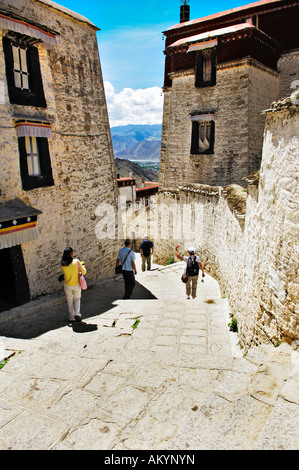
[140,235,154,272]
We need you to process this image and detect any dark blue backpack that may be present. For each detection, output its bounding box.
[187,256,199,276]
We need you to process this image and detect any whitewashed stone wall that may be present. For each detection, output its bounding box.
[0,0,119,298]
[243,92,299,347]
[154,91,299,349]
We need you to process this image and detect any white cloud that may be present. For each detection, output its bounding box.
[104,81,164,127]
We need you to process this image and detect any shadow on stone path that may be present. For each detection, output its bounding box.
[0,256,298,450]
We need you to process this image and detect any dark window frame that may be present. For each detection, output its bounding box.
[3,36,46,108]
[18,136,54,191]
[195,49,217,88]
[191,119,215,155]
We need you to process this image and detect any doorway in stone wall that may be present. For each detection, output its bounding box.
[0,245,30,313]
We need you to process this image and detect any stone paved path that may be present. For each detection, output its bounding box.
[0,257,298,450]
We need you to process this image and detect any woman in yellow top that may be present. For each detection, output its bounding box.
[61,247,87,323]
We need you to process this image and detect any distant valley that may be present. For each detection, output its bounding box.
[111,124,161,162]
[111,124,161,186]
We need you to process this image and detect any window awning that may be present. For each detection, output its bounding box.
[189,114,215,121]
[0,198,42,250]
[15,120,53,138]
[0,12,58,45]
[188,39,218,53]
[169,23,255,50]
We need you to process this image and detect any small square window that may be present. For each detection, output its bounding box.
[191,120,215,155]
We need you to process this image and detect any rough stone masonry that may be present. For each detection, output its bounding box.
[0,0,119,301]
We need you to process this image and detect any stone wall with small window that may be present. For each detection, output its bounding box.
[159,58,279,189]
[0,0,119,298]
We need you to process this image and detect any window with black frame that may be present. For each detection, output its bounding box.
[191,119,215,155]
[18,136,54,191]
[3,35,46,108]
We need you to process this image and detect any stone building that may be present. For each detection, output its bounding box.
[0,0,119,312]
[159,0,299,189]
[117,177,136,207]
[136,183,159,208]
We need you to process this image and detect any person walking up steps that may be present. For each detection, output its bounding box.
[61,247,87,323]
[175,245,205,299]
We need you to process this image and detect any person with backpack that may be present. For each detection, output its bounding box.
[140,235,154,272]
[175,245,205,299]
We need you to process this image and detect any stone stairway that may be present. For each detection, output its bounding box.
[0,258,298,449]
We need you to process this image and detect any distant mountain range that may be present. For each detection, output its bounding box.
[111,124,162,161]
[115,140,161,161]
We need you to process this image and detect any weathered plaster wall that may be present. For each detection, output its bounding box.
[154,92,299,349]
[244,93,299,347]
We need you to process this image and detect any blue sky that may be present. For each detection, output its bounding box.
[55,0,250,126]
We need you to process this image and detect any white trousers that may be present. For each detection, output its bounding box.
[64,284,82,321]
